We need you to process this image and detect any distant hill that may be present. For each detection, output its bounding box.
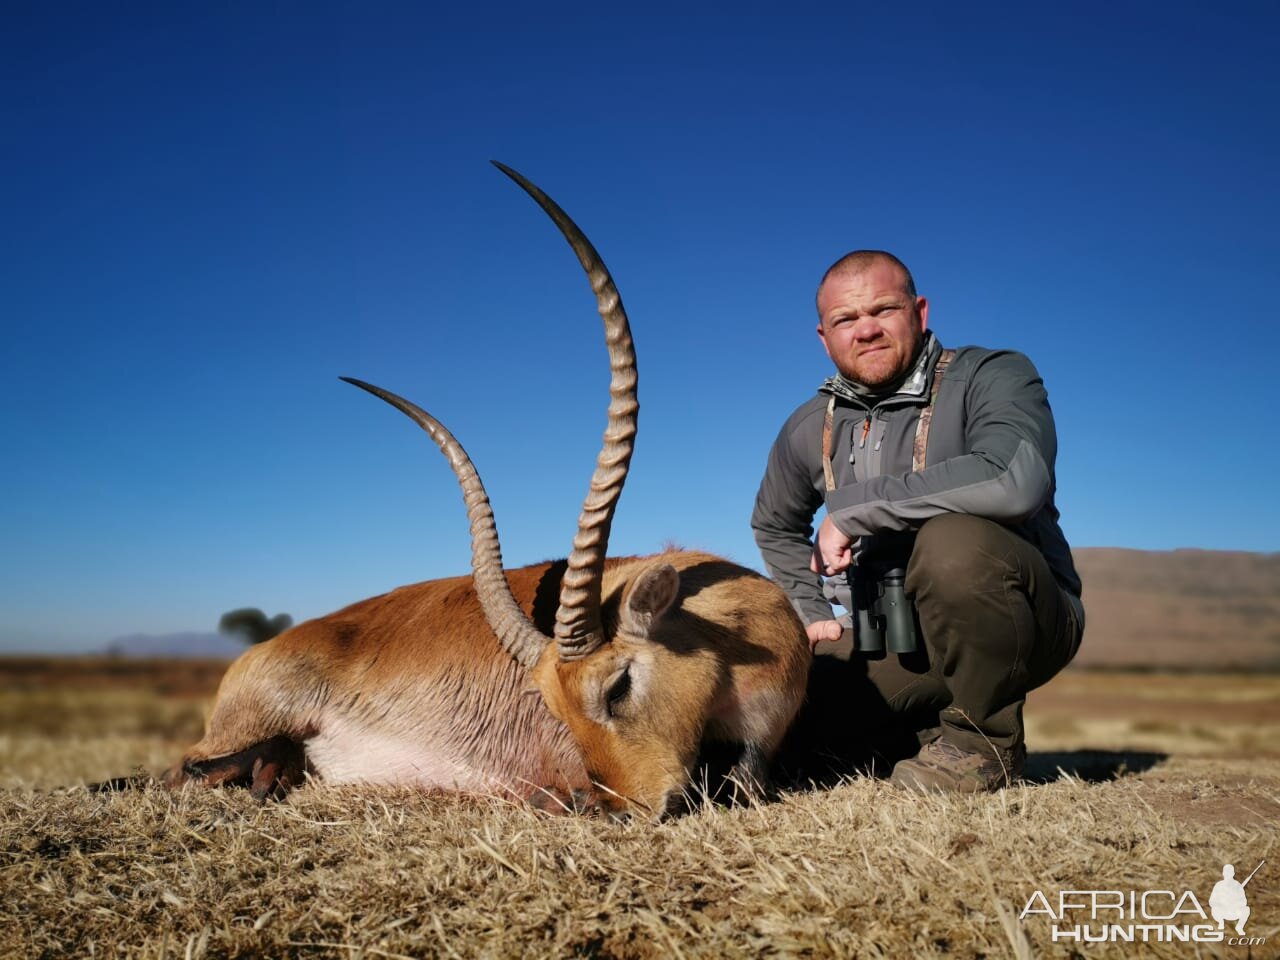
[104,632,248,659]
[1072,548,1280,671]
[91,549,1277,670]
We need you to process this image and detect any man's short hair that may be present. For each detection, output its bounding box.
[816,250,917,308]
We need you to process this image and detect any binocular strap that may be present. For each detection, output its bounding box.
[911,349,956,473]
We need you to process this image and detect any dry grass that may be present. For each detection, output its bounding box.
[3,659,1279,958]
[1026,671,1280,759]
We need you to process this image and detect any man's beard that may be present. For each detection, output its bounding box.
[848,331,922,388]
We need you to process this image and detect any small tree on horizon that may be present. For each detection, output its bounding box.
[218,608,293,646]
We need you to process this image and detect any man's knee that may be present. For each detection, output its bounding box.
[906,514,1015,599]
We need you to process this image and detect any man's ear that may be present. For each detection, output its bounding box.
[620,564,680,638]
[916,296,929,332]
[816,321,833,359]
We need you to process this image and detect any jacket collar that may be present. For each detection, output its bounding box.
[819,331,942,406]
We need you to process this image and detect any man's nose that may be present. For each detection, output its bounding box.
[852,318,883,341]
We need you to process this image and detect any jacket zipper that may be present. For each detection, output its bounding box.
[867,409,885,478]
[848,401,918,481]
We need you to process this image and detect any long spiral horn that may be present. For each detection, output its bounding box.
[341,377,549,669]
[492,162,638,662]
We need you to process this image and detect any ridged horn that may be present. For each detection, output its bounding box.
[492,161,638,663]
[340,376,549,669]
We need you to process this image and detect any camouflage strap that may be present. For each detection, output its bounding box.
[822,395,837,492]
[912,349,956,473]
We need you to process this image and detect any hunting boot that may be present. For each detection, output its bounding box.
[889,737,1025,793]
[882,514,1082,793]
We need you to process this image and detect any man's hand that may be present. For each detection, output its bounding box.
[809,516,854,577]
[805,619,844,653]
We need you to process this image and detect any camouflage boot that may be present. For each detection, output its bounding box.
[889,737,1025,793]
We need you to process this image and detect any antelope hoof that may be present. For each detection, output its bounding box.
[177,736,307,801]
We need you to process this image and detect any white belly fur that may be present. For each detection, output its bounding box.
[304,719,495,792]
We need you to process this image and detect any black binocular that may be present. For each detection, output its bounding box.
[850,567,919,654]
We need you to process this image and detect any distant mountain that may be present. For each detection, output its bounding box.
[92,549,1277,669]
[104,631,248,659]
[1072,548,1280,671]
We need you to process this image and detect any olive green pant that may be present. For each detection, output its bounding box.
[884,513,1083,753]
[780,514,1082,780]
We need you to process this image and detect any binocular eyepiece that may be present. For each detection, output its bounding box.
[851,567,918,654]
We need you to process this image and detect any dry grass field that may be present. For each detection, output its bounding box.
[3,657,1278,959]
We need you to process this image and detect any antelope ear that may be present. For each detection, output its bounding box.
[620,564,680,638]
[530,653,567,720]
[531,646,557,689]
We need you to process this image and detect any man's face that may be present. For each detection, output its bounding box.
[816,261,929,387]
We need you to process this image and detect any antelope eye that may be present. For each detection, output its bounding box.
[605,667,632,717]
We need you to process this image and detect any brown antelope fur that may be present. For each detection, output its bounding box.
[164,164,810,818]
[533,552,809,815]
[174,551,808,816]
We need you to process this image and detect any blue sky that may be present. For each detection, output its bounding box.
[3,4,1277,652]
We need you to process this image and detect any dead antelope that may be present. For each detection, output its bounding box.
[166,164,810,818]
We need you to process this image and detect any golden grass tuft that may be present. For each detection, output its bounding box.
[3,661,1279,957]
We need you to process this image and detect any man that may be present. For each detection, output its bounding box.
[1209,864,1251,935]
[753,250,1083,792]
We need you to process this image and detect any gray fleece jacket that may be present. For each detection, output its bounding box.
[752,331,1082,628]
